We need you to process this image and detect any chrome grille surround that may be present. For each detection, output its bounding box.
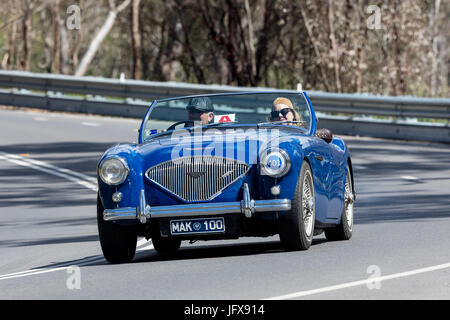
[145,156,250,202]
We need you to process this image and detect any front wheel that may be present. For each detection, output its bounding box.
[324,168,354,241]
[279,161,315,251]
[97,194,137,263]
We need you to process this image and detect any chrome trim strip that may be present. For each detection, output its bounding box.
[241,183,254,218]
[253,199,291,211]
[103,199,290,221]
[151,202,242,218]
[103,185,291,222]
[103,208,136,221]
[103,186,292,223]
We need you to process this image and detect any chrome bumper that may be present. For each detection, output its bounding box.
[103,183,291,224]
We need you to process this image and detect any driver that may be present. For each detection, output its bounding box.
[186,97,214,125]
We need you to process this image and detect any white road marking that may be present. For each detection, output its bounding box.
[81,122,100,127]
[0,152,97,191]
[264,262,450,300]
[0,267,75,281]
[401,175,420,181]
[0,239,152,281]
[34,117,49,121]
[0,153,154,280]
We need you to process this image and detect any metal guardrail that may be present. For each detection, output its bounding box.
[0,70,449,143]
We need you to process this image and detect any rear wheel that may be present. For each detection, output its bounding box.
[97,194,137,263]
[324,168,354,241]
[279,161,315,251]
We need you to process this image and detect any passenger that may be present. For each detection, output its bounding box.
[186,97,214,125]
[269,97,302,125]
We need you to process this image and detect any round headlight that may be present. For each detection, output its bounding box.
[98,157,129,185]
[260,149,291,178]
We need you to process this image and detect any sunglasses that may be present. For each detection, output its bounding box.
[270,108,292,119]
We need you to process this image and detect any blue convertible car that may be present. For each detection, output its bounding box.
[97,91,355,263]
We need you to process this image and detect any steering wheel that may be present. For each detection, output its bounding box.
[167,120,195,131]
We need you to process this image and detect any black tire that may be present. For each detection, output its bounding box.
[324,169,354,241]
[97,193,137,264]
[279,161,315,251]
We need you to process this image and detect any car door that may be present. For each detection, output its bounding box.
[325,143,347,220]
[308,138,333,223]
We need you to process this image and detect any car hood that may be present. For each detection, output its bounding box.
[99,126,309,207]
[137,127,303,169]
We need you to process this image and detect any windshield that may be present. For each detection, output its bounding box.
[141,92,312,141]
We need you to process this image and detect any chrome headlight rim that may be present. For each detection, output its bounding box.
[260,148,291,178]
[98,156,129,186]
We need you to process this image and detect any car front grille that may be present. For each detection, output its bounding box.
[145,156,250,201]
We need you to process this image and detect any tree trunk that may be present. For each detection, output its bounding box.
[299,5,330,91]
[328,0,342,93]
[75,0,131,77]
[244,0,256,77]
[175,0,205,83]
[1,21,17,69]
[21,2,33,71]
[52,0,61,73]
[429,0,441,96]
[131,0,142,79]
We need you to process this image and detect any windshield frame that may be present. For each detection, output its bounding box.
[138,91,316,144]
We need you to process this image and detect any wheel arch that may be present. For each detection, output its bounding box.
[347,156,356,198]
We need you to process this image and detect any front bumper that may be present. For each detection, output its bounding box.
[103,183,291,224]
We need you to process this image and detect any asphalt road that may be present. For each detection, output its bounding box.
[0,107,449,300]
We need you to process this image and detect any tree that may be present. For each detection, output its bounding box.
[75,0,131,77]
[130,0,142,79]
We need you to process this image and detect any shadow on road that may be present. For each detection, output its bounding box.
[132,238,328,265]
[345,138,450,224]
[0,234,98,248]
[354,193,450,224]
[32,238,328,270]
[0,141,108,208]
[346,138,450,176]
[0,141,115,177]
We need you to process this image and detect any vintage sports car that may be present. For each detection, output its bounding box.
[97,91,355,263]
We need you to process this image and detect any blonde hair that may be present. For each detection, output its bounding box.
[271,97,302,124]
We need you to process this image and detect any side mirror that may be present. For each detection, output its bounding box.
[316,128,333,143]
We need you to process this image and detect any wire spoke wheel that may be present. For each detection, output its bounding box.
[324,167,354,241]
[344,172,354,231]
[279,161,315,251]
[302,170,315,238]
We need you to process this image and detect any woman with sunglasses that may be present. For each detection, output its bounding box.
[270,97,302,125]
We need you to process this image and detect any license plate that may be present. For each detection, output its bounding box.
[170,217,225,235]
